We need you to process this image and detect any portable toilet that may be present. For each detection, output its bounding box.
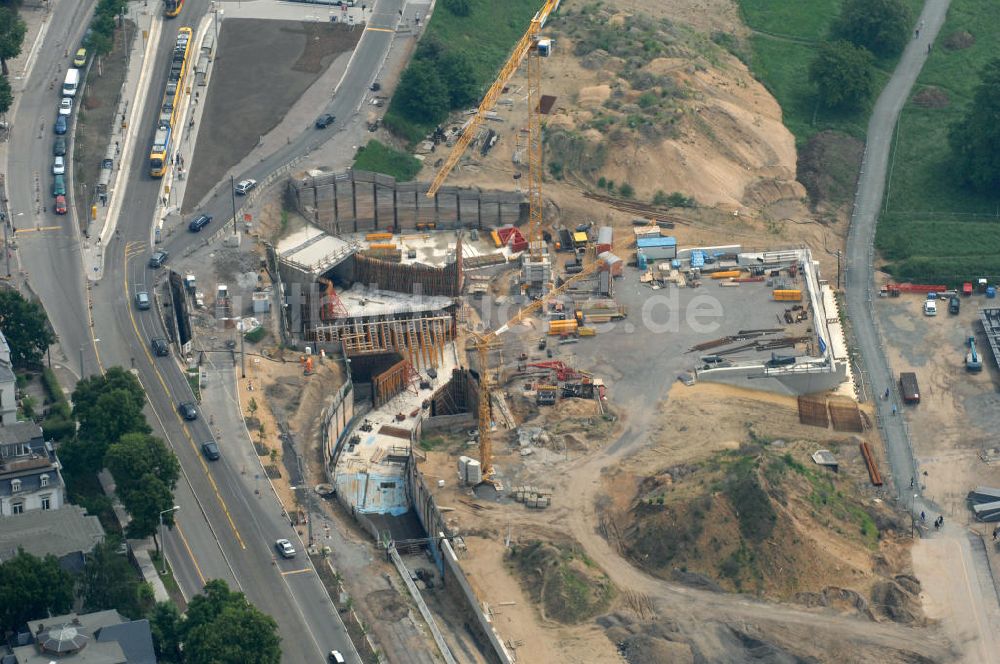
[988,287,997,299]
[637,252,648,270]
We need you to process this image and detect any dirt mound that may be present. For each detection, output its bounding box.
[508,539,615,624]
[943,30,975,50]
[616,634,694,664]
[797,130,865,210]
[912,86,950,109]
[871,578,923,624]
[366,589,410,621]
[615,442,917,610]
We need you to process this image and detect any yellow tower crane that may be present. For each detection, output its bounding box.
[472,242,626,481]
[426,0,561,264]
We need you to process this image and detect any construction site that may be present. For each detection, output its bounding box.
[161,0,967,661]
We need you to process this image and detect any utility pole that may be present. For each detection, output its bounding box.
[836,250,842,290]
[240,321,246,378]
[230,174,238,236]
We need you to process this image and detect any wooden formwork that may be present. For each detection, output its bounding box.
[828,398,864,432]
[797,395,829,428]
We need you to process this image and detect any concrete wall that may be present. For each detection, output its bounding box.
[290,169,524,233]
[408,461,514,664]
[696,361,848,396]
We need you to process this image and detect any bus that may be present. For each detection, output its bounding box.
[149,27,192,177]
[164,0,184,18]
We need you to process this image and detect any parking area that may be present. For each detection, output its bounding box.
[876,292,1000,518]
[183,19,360,210]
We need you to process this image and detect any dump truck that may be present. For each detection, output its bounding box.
[899,372,920,404]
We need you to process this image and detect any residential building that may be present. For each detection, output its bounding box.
[0,422,65,516]
[0,329,16,425]
[0,504,105,573]
[5,610,156,664]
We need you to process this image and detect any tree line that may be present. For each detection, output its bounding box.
[807,0,1000,197]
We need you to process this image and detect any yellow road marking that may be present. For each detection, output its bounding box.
[123,246,247,550]
[366,26,395,32]
[280,568,312,576]
[15,226,63,233]
[174,518,207,586]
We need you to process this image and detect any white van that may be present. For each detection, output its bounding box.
[923,300,937,316]
[63,68,80,97]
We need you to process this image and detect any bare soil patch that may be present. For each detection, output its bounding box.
[943,30,975,51]
[797,130,865,212]
[184,19,359,211]
[73,21,133,226]
[912,86,950,109]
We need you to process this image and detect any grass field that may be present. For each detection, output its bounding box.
[739,0,922,143]
[353,140,422,181]
[876,0,1000,284]
[384,0,543,143]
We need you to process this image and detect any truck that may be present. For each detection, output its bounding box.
[63,68,80,97]
[899,372,920,404]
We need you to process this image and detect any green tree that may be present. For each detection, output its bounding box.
[0,290,54,367]
[181,580,281,664]
[393,60,450,124]
[619,183,635,199]
[149,602,183,663]
[0,551,74,633]
[73,367,150,448]
[121,473,175,548]
[0,7,26,76]
[105,433,180,498]
[438,52,479,108]
[442,0,471,17]
[0,74,11,115]
[808,40,875,112]
[82,539,153,618]
[833,0,912,58]
[949,57,1000,195]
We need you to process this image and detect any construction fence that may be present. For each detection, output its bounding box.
[289,169,525,234]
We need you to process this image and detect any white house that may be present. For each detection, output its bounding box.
[0,422,65,516]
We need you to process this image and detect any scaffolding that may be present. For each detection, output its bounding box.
[310,314,454,371]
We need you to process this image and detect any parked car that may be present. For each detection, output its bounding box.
[54,115,67,135]
[148,250,168,268]
[52,174,66,197]
[73,47,87,67]
[177,402,198,420]
[234,179,257,195]
[53,136,66,156]
[150,337,170,356]
[923,299,937,316]
[201,441,220,461]
[52,156,65,175]
[54,195,67,215]
[275,538,296,558]
[58,97,73,116]
[188,214,212,232]
[949,295,961,315]
[315,113,335,129]
[134,291,151,310]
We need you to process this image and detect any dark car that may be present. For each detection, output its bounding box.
[201,441,220,460]
[315,113,335,129]
[178,402,198,420]
[54,115,67,135]
[53,137,66,156]
[52,174,66,197]
[148,250,168,268]
[949,295,961,315]
[188,214,212,232]
[151,337,169,356]
[135,291,151,310]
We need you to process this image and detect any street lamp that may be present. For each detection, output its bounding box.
[158,505,181,573]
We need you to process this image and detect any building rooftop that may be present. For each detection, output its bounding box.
[637,236,677,248]
[0,505,104,563]
[14,610,155,664]
[336,284,454,319]
[0,422,44,446]
[277,224,358,273]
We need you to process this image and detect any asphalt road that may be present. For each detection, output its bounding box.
[9,0,408,661]
[7,0,99,380]
[162,0,406,252]
[843,0,950,506]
